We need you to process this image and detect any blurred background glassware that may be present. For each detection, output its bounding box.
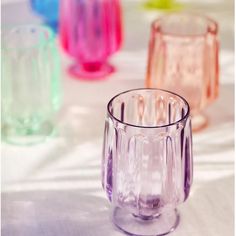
[146,13,219,131]
[143,0,183,11]
[30,0,59,32]
[59,0,123,80]
[102,88,193,236]
[2,25,61,145]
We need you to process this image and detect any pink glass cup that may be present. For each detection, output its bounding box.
[59,0,123,79]
[146,13,219,131]
[102,88,193,236]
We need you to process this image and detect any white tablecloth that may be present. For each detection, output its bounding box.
[2,0,234,235]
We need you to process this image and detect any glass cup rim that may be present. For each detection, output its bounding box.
[2,24,55,51]
[107,88,190,129]
[151,12,218,38]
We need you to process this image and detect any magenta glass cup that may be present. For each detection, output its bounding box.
[59,0,123,79]
[102,88,193,236]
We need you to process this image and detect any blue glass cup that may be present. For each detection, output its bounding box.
[30,0,59,32]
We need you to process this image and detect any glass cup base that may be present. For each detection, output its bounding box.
[44,20,58,33]
[112,207,180,236]
[68,63,115,80]
[2,121,54,146]
[191,113,208,132]
[143,0,183,10]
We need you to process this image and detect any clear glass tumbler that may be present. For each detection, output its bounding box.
[146,13,219,131]
[59,0,123,79]
[30,0,59,32]
[2,25,61,145]
[102,88,193,236]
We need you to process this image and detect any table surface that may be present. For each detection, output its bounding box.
[2,0,234,236]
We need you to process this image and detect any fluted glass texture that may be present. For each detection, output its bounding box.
[102,89,193,221]
[59,0,122,79]
[2,25,61,145]
[146,13,219,116]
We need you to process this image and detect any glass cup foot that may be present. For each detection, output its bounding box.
[2,121,54,146]
[143,0,183,10]
[191,113,208,132]
[45,20,58,33]
[112,207,180,236]
[68,63,115,80]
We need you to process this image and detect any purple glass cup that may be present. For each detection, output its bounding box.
[102,88,193,236]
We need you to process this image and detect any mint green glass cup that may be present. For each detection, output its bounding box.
[2,25,61,145]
